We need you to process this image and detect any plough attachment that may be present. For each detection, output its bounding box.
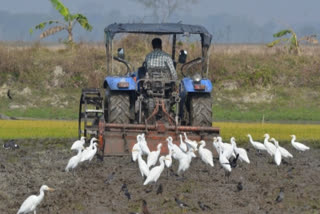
[79,88,220,156]
[97,118,220,156]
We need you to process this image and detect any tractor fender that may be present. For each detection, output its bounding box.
[103,76,136,91]
[181,77,212,93]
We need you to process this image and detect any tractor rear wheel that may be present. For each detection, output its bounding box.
[105,91,131,124]
[190,94,212,126]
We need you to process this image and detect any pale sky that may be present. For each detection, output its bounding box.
[1,0,319,25]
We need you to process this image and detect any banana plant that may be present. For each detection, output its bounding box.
[30,0,92,43]
[267,29,300,55]
[268,29,318,55]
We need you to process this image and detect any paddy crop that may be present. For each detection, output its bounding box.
[0,120,77,139]
[215,122,320,145]
[0,120,319,146]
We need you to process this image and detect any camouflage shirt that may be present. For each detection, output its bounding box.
[145,49,177,80]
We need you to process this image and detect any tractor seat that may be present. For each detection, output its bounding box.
[146,67,172,80]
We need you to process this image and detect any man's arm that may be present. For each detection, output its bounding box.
[165,56,177,81]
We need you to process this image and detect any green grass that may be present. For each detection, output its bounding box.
[1,43,320,123]
[4,107,78,120]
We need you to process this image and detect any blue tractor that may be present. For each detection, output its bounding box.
[78,23,219,156]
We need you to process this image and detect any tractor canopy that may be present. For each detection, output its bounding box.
[104,23,212,76]
[104,23,212,48]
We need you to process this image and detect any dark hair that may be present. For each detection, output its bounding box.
[152,38,162,49]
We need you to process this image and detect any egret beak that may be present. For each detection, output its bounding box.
[165,158,171,161]
[132,149,139,152]
[48,188,55,191]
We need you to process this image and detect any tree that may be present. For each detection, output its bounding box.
[30,0,92,43]
[267,29,318,55]
[135,0,198,23]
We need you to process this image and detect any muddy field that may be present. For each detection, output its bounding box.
[0,138,319,214]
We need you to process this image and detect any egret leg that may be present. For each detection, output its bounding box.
[225,171,231,184]
[34,210,36,214]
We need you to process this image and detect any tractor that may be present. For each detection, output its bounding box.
[78,23,219,156]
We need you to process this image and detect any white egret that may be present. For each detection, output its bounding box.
[134,149,149,178]
[139,134,150,156]
[17,185,54,214]
[247,134,266,152]
[147,143,162,168]
[80,143,98,163]
[71,136,85,151]
[144,156,167,185]
[263,134,276,156]
[217,136,234,159]
[65,146,84,172]
[165,149,173,168]
[212,137,220,154]
[218,147,231,173]
[198,140,214,167]
[274,140,282,166]
[80,137,97,161]
[179,134,187,152]
[183,132,198,151]
[167,136,184,160]
[270,138,293,158]
[131,135,141,162]
[230,137,250,164]
[290,135,310,152]
[176,148,196,175]
[87,137,97,149]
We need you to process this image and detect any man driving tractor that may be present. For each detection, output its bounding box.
[145,38,177,81]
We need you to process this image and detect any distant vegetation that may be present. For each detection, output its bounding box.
[0,39,320,122]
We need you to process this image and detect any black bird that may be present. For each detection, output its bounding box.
[287,167,294,174]
[275,187,284,203]
[144,188,152,193]
[170,168,179,177]
[7,89,12,100]
[142,200,150,214]
[121,183,131,200]
[229,153,239,168]
[121,183,128,192]
[104,172,115,184]
[237,182,243,191]
[175,197,189,209]
[3,140,19,150]
[198,201,212,211]
[124,190,131,200]
[156,183,163,195]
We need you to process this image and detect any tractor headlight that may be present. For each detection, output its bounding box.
[192,73,201,83]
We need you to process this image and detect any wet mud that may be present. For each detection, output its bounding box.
[0,138,320,214]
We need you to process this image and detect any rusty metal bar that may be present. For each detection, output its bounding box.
[104,123,220,133]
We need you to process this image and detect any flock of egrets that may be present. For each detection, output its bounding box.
[17,137,98,214]
[16,133,309,214]
[131,133,310,186]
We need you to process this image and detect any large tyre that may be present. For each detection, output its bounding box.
[190,94,212,126]
[105,91,131,124]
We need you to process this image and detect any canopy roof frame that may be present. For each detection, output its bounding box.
[104,23,212,77]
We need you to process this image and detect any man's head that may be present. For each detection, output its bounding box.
[152,38,162,50]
